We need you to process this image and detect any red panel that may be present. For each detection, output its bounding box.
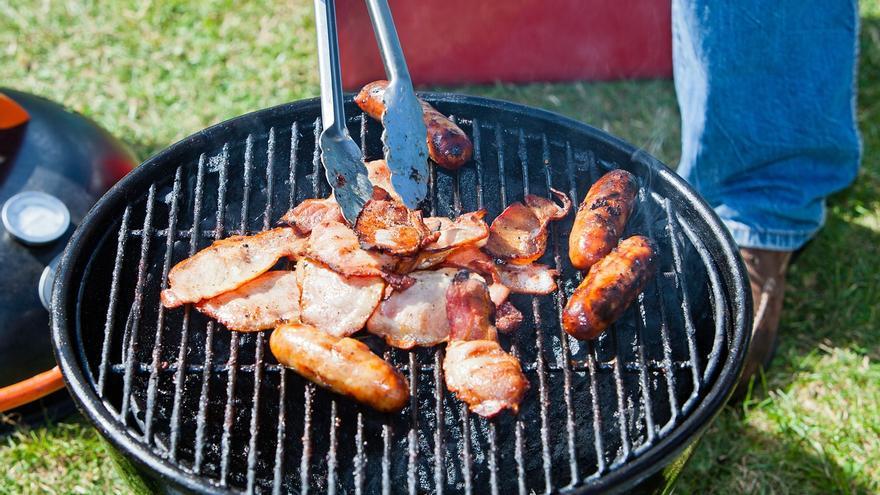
[337,0,672,90]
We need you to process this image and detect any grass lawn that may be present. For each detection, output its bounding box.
[2,1,878,493]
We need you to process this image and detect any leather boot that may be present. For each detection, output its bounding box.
[731,247,792,401]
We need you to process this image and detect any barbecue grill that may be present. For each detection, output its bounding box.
[51,94,751,494]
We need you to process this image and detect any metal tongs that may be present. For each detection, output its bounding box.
[314,0,373,224]
[313,0,428,224]
[364,0,429,209]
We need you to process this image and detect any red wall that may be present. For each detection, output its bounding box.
[337,0,672,90]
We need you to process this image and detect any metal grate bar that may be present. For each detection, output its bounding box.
[354,113,369,495]
[219,135,255,484]
[472,120,485,210]
[663,201,705,392]
[97,206,131,396]
[273,126,299,493]
[433,350,445,495]
[407,352,419,495]
[194,143,229,473]
[528,133,553,494]
[119,184,157,423]
[246,127,278,493]
[169,154,207,459]
[570,149,607,475]
[471,121,498,495]
[459,404,473,495]
[246,333,265,493]
[316,116,341,494]
[430,156,446,495]
[272,370,288,495]
[299,385,315,495]
[144,166,183,442]
[487,422,499,495]
[643,190,683,424]
[354,413,365,495]
[381,387,392,495]
[496,124,527,495]
[456,119,482,495]
[672,211,727,410]
[633,291,658,442]
[289,122,301,209]
[300,118,323,495]
[327,401,339,495]
[478,124,501,495]
[608,323,632,465]
[550,142,580,487]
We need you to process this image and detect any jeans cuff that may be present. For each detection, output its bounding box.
[720,218,817,251]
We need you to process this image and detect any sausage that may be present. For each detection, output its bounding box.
[568,170,639,270]
[354,80,473,170]
[269,323,409,413]
[562,235,656,340]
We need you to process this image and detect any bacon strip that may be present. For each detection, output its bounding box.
[443,340,528,417]
[354,199,437,255]
[307,220,414,290]
[496,263,558,295]
[297,260,385,338]
[278,198,344,235]
[495,301,524,334]
[445,270,497,342]
[161,227,306,308]
[364,159,400,201]
[422,210,489,252]
[485,189,571,265]
[195,271,300,332]
[366,268,458,349]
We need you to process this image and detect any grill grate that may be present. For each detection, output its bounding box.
[60,96,744,494]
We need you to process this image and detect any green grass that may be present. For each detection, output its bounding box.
[1,1,878,494]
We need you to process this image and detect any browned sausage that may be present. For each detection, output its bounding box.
[562,235,656,340]
[568,170,639,270]
[354,80,473,170]
[269,323,409,413]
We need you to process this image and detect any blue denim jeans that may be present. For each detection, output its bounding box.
[672,0,862,251]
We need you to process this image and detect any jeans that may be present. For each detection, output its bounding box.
[672,0,862,251]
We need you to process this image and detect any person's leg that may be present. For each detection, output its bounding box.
[672,0,861,393]
[673,0,861,250]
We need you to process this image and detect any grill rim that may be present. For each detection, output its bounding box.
[51,93,752,495]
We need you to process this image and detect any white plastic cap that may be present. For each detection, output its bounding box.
[2,191,71,245]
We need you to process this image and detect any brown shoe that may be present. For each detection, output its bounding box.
[731,247,792,401]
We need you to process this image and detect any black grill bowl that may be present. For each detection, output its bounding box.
[51,94,750,494]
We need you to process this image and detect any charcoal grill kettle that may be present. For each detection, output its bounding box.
[51,90,751,493]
